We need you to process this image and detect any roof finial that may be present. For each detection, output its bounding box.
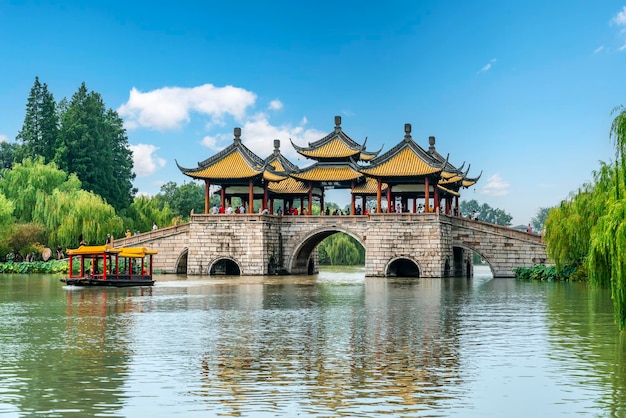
[274,139,280,155]
[334,115,342,132]
[429,136,436,152]
[234,127,242,144]
[404,123,412,141]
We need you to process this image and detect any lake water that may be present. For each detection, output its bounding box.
[0,265,625,417]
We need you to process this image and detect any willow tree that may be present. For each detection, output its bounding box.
[33,188,123,247]
[586,106,626,329]
[126,195,175,233]
[0,158,81,222]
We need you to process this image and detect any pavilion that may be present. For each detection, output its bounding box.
[177,116,480,215]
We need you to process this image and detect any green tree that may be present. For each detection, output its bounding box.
[0,158,81,222]
[34,188,123,247]
[545,106,626,329]
[0,142,19,169]
[531,207,552,232]
[55,82,136,211]
[15,77,59,163]
[7,223,47,259]
[127,195,175,233]
[168,182,205,218]
[318,233,364,265]
[459,199,513,226]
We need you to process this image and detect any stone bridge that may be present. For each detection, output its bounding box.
[113,213,547,278]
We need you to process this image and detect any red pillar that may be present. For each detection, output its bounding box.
[221,187,225,208]
[308,182,313,215]
[263,182,268,210]
[424,177,430,212]
[434,183,440,213]
[376,179,382,213]
[248,179,254,213]
[204,180,210,214]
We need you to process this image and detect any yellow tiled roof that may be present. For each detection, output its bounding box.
[270,160,285,172]
[438,184,460,197]
[291,165,363,182]
[263,170,287,182]
[268,177,310,194]
[360,152,377,161]
[361,147,441,177]
[183,151,262,179]
[439,174,463,185]
[351,177,388,194]
[462,179,477,187]
[298,137,361,159]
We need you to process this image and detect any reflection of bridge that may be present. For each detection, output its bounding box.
[114,213,547,278]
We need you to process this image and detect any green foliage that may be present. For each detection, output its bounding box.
[531,207,552,232]
[55,82,136,211]
[34,188,124,247]
[0,158,80,222]
[15,76,59,164]
[0,193,14,232]
[545,106,626,330]
[127,195,175,233]
[7,223,47,257]
[0,260,68,274]
[0,142,19,170]
[513,264,579,282]
[459,199,513,226]
[318,232,365,265]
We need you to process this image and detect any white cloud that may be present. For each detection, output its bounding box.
[268,99,283,111]
[236,113,326,164]
[612,6,626,25]
[477,58,496,74]
[129,143,167,177]
[619,41,626,51]
[480,173,510,196]
[0,134,7,143]
[118,84,257,131]
[593,45,605,54]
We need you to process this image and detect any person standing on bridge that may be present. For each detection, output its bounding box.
[153,222,158,230]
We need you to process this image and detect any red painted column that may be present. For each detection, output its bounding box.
[424,177,430,212]
[263,182,268,211]
[308,182,313,215]
[248,179,254,213]
[376,179,382,213]
[204,179,210,214]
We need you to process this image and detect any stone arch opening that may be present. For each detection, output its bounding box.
[209,258,241,275]
[452,245,495,278]
[175,248,188,274]
[386,257,420,277]
[289,228,365,275]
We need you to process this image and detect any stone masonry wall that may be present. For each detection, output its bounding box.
[364,213,450,277]
[187,214,280,275]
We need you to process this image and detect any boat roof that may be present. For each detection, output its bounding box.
[66,245,157,257]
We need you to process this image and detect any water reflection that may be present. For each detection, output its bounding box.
[0,267,625,416]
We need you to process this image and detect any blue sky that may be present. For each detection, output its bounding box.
[1,1,625,225]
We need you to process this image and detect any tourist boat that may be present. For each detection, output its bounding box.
[60,245,158,287]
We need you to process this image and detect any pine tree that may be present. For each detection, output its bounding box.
[55,82,136,211]
[16,77,59,163]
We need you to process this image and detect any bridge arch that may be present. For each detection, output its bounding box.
[175,248,188,274]
[452,243,495,278]
[385,256,422,277]
[208,257,242,276]
[287,227,366,275]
